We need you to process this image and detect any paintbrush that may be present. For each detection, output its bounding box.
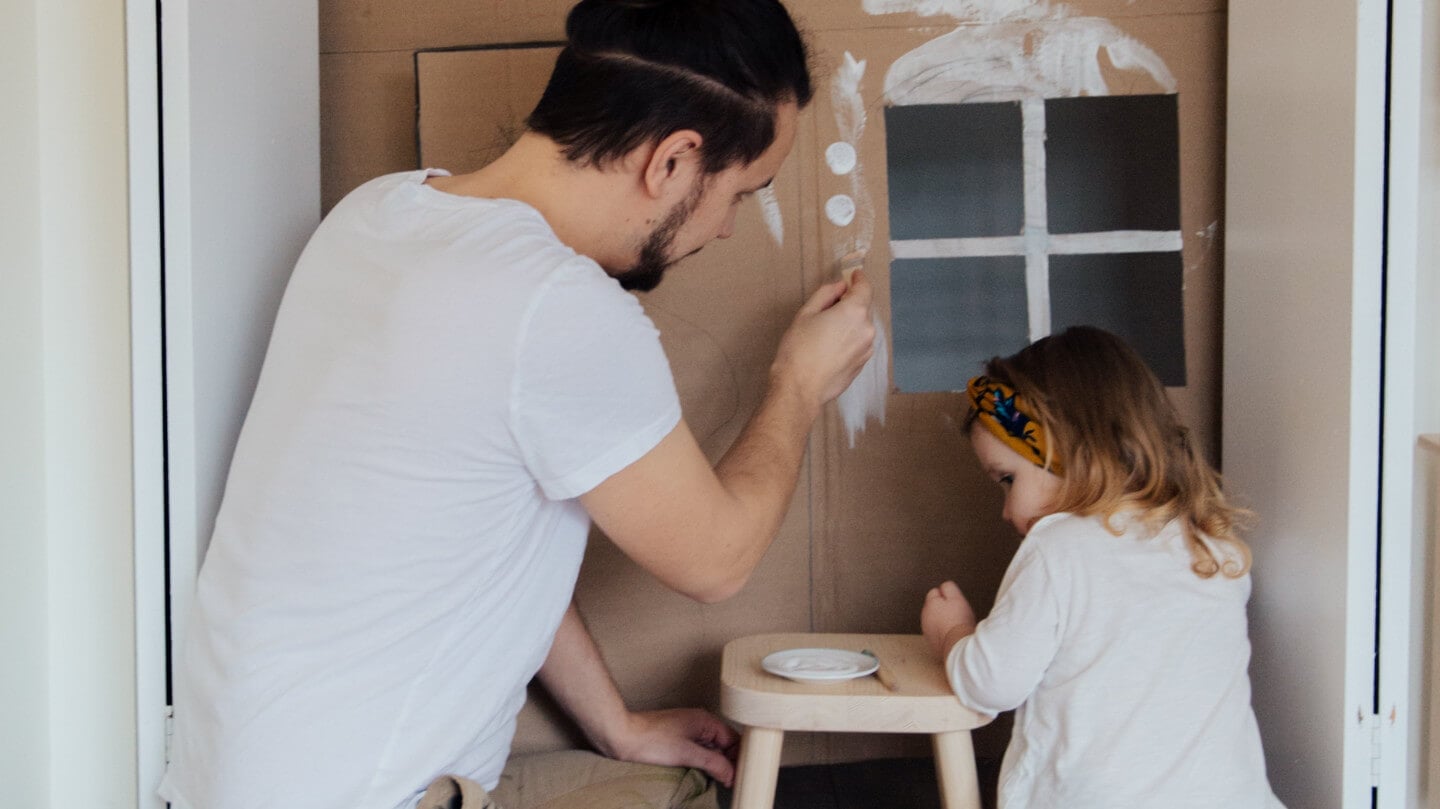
[861,649,899,692]
[838,249,866,286]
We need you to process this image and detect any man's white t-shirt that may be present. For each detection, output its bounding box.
[947,513,1286,809]
[159,169,681,809]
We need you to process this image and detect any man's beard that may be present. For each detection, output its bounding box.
[616,180,706,293]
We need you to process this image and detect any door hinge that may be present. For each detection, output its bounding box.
[165,705,175,766]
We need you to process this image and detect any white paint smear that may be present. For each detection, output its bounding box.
[1048,230,1183,254]
[837,311,890,448]
[890,236,1026,258]
[828,51,885,447]
[833,52,867,135]
[862,0,1047,22]
[1021,97,1051,342]
[826,195,857,227]
[830,52,875,260]
[756,185,784,247]
[884,19,1175,105]
[891,231,1182,259]
[826,142,858,175]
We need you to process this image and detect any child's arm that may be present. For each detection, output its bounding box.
[921,580,977,659]
[923,541,1064,717]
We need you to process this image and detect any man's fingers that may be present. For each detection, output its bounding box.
[680,743,735,788]
[800,278,849,314]
[842,270,873,306]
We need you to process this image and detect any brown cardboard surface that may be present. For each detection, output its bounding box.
[800,9,1226,628]
[320,0,571,54]
[321,51,419,212]
[323,0,1228,772]
[416,47,562,173]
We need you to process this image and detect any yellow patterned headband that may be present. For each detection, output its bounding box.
[967,376,1062,474]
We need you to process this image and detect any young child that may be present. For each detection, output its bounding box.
[921,326,1285,809]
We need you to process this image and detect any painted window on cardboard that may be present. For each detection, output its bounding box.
[885,93,1185,392]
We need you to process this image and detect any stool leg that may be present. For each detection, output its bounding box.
[932,730,981,809]
[731,726,784,809]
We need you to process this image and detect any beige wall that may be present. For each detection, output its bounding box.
[1224,0,1405,805]
[0,0,138,805]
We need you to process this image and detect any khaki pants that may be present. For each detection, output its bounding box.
[418,750,720,809]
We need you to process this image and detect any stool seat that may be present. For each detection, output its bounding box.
[720,633,989,809]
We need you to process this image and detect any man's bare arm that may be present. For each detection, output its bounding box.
[580,273,875,602]
[537,601,739,785]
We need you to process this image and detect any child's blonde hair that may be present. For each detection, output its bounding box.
[969,326,1253,578]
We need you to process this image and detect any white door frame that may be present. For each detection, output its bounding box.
[125,0,167,805]
[127,0,319,805]
[1377,0,1440,803]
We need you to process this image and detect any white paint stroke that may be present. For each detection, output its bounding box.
[1186,221,1218,273]
[826,142,858,175]
[1022,97,1051,342]
[756,185,784,246]
[826,194,857,227]
[884,19,1175,106]
[830,52,885,445]
[891,231,1184,260]
[890,236,1027,258]
[830,52,875,262]
[837,311,890,448]
[862,0,1050,23]
[1048,230,1183,254]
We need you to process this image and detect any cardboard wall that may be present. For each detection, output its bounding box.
[322,0,1226,767]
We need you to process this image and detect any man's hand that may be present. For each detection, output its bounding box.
[921,580,978,660]
[770,271,877,414]
[602,707,740,788]
[539,604,741,787]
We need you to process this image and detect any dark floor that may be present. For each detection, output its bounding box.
[716,756,999,809]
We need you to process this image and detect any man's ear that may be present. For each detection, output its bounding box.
[641,129,704,199]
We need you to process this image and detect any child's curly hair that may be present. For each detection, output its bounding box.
[969,326,1254,578]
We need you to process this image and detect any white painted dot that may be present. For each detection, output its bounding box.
[825,194,856,227]
[825,142,857,175]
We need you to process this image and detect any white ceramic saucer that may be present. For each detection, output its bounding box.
[760,648,879,683]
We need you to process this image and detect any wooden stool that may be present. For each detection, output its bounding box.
[720,633,989,809]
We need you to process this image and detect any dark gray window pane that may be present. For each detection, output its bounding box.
[891,257,1031,392]
[1045,95,1180,234]
[1048,252,1186,386]
[884,103,1025,240]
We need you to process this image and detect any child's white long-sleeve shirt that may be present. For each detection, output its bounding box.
[948,512,1285,809]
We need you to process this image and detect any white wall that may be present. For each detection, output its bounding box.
[0,0,51,804]
[0,0,139,805]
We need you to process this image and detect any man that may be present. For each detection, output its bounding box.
[159,1,876,807]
